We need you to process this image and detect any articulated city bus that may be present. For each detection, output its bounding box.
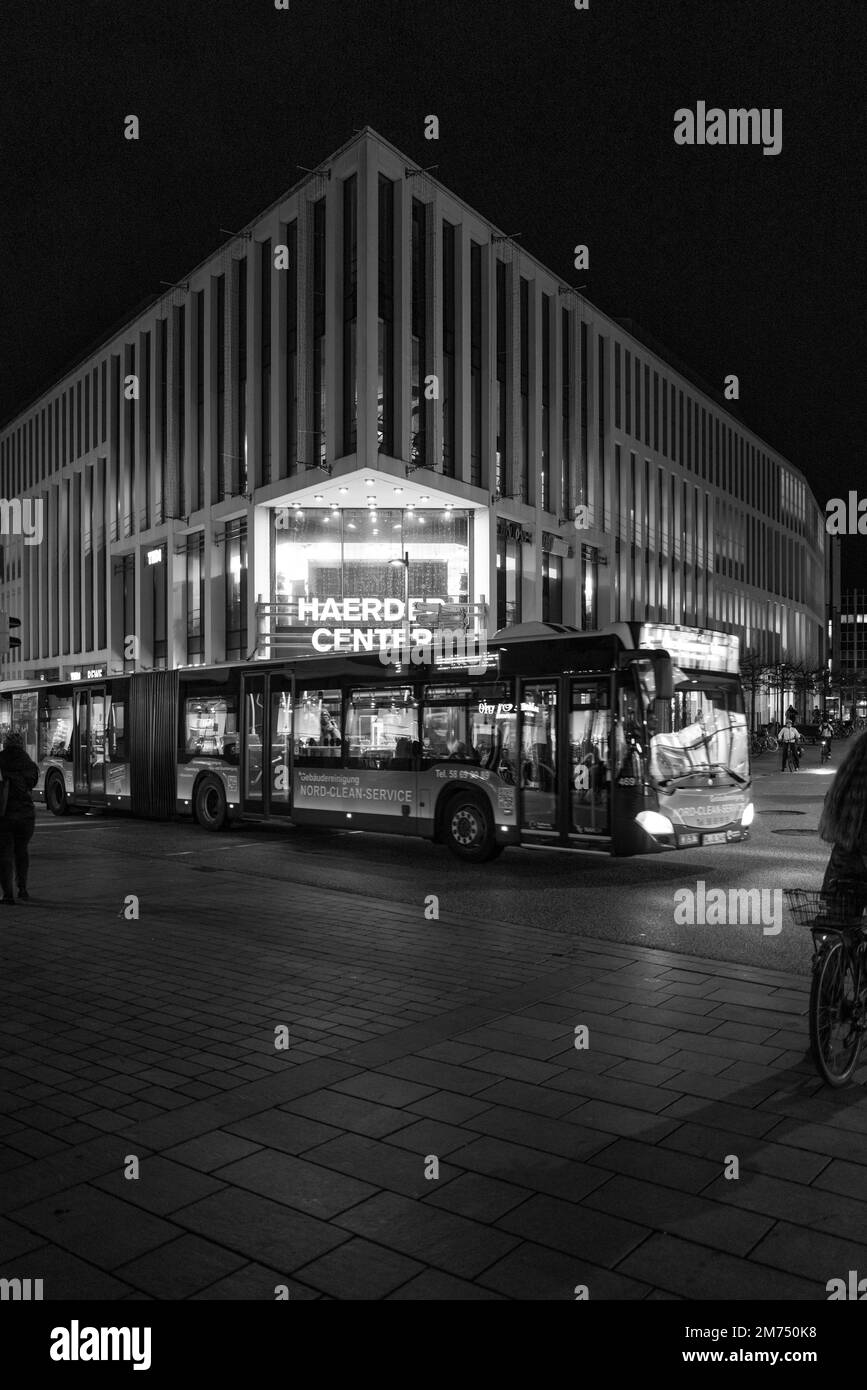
[0,622,751,860]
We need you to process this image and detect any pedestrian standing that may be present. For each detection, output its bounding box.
[779,717,800,773]
[0,729,39,905]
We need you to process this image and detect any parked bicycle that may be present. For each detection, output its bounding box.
[749,728,778,755]
[784,884,867,1085]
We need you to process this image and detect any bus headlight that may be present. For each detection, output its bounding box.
[635,810,675,836]
[741,803,755,827]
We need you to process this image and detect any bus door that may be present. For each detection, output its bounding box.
[517,680,561,841]
[568,678,612,842]
[74,686,107,802]
[242,672,293,818]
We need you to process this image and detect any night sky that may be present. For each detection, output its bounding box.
[2,0,864,582]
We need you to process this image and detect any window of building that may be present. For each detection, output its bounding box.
[150,544,167,668]
[272,508,470,625]
[495,259,507,494]
[141,331,151,530]
[215,273,226,497]
[496,528,522,630]
[644,363,651,445]
[624,348,632,435]
[175,311,185,521]
[542,551,562,622]
[313,198,327,467]
[343,175,357,456]
[285,220,298,476]
[126,343,136,536]
[237,256,247,494]
[541,293,550,512]
[186,533,204,663]
[411,199,428,469]
[260,238,271,484]
[614,342,621,431]
[442,220,456,477]
[378,177,395,457]
[561,306,571,518]
[157,318,167,525]
[195,291,205,509]
[470,241,482,487]
[122,553,135,672]
[225,518,247,661]
[519,278,529,503]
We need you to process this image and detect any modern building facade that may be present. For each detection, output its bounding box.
[0,128,826,705]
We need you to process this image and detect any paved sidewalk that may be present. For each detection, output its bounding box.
[0,840,863,1300]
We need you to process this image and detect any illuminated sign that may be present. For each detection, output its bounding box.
[639,623,740,675]
[147,548,163,566]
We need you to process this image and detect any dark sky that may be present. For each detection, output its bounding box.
[1,0,865,582]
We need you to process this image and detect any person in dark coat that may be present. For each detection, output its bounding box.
[819,731,867,916]
[0,729,39,905]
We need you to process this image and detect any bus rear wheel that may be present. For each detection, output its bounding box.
[194,776,229,831]
[442,792,498,863]
[45,772,68,816]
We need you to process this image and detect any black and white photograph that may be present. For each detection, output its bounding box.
[0,0,865,1363]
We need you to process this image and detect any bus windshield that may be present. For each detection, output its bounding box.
[648,671,749,788]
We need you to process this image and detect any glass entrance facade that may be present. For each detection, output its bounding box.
[273,507,471,617]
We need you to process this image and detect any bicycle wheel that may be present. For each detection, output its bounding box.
[809,939,863,1086]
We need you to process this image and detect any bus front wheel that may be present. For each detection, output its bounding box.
[45,773,68,817]
[442,792,498,863]
[194,776,229,832]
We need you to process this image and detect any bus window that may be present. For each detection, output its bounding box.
[11,691,38,762]
[295,689,343,765]
[570,683,610,834]
[39,691,74,760]
[615,683,645,781]
[422,683,513,769]
[184,696,240,761]
[271,685,292,802]
[346,689,417,769]
[107,689,128,762]
[245,689,265,797]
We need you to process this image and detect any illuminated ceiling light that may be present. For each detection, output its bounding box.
[444,502,453,510]
[373,529,379,535]
[292,501,301,508]
[418,518,425,525]
[313,493,324,501]
[347,522,357,529]
[364,476,376,484]
[392,523,401,529]
[405,502,415,510]
[338,486,349,494]
[419,495,430,502]
[331,508,339,516]
[393,487,404,495]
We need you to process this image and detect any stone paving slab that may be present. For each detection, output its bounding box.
[4,846,867,1301]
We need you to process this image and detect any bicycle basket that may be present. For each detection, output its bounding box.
[784,888,864,928]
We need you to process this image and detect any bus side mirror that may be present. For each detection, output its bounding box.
[652,657,674,702]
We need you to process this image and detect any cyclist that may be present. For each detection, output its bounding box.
[778,716,801,773]
[818,730,867,914]
[819,715,834,765]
